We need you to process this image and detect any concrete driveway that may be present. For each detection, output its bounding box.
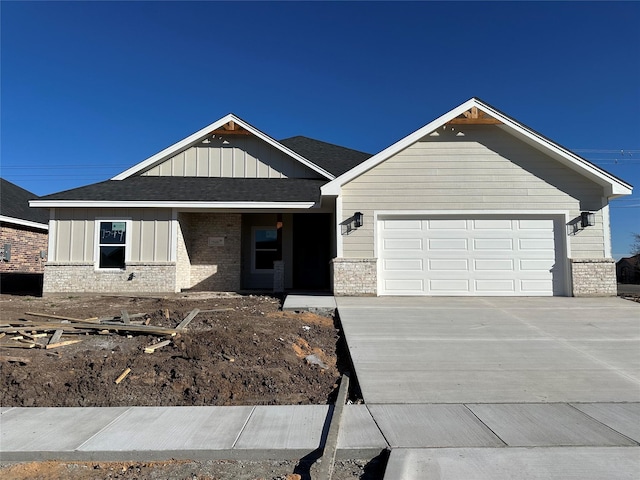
[336,296,640,404]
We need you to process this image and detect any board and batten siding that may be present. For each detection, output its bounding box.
[341,125,607,259]
[141,136,320,179]
[50,208,173,263]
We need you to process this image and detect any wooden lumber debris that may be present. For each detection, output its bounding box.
[144,339,171,354]
[45,339,82,350]
[1,321,178,336]
[121,309,130,325]
[0,342,35,349]
[0,355,31,364]
[176,309,200,330]
[25,312,101,324]
[49,330,64,344]
[115,368,131,384]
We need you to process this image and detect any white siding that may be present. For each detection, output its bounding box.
[341,125,607,259]
[142,136,321,179]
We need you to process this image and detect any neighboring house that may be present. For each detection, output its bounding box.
[31,98,633,297]
[1,178,49,293]
[616,254,640,284]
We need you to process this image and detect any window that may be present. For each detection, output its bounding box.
[97,221,128,269]
[252,227,279,272]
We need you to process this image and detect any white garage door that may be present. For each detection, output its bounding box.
[379,217,564,296]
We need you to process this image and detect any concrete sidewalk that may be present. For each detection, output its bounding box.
[0,404,386,461]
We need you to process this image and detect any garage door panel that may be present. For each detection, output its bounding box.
[382,219,422,230]
[384,238,423,250]
[520,259,554,271]
[474,259,514,271]
[519,238,555,250]
[384,279,424,293]
[428,219,467,229]
[379,216,565,296]
[518,219,553,229]
[473,219,512,229]
[521,279,553,292]
[384,259,423,271]
[429,238,467,250]
[475,279,516,292]
[430,279,470,292]
[430,259,468,271]
[473,238,514,250]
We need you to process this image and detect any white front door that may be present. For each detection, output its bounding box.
[378,216,565,296]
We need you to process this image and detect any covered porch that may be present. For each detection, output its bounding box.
[176,211,334,293]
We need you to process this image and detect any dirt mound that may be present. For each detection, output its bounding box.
[0,294,341,407]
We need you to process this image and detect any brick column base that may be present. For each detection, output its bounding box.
[571,258,617,297]
[331,258,377,296]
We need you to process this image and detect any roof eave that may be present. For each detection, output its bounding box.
[29,200,318,209]
[0,215,49,230]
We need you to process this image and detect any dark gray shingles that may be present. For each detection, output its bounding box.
[0,178,49,225]
[280,136,371,177]
[37,177,327,203]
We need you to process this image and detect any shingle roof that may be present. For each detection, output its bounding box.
[0,178,49,225]
[279,136,372,177]
[37,177,327,203]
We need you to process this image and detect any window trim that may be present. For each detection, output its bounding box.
[251,226,279,274]
[94,218,132,271]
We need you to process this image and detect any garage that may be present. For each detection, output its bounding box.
[378,216,567,296]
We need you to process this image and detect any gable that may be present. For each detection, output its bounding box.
[141,134,324,179]
[321,98,633,198]
[113,114,334,181]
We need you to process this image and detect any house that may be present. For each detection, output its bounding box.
[1,178,49,293]
[616,254,640,284]
[31,98,633,297]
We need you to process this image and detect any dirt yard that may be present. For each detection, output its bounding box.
[0,293,343,407]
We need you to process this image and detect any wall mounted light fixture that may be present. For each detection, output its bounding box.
[580,211,595,228]
[354,212,364,228]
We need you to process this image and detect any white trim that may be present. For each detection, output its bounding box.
[30,200,317,209]
[335,196,343,257]
[170,209,178,263]
[601,200,612,258]
[48,209,56,262]
[0,215,49,231]
[94,218,132,271]
[375,209,571,217]
[321,98,633,197]
[111,113,335,181]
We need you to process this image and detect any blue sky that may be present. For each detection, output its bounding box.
[2,1,639,257]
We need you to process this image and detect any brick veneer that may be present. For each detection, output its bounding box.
[42,262,177,294]
[182,213,241,291]
[571,258,617,297]
[331,258,377,296]
[0,223,48,274]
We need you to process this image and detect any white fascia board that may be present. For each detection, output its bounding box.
[321,98,633,198]
[112,114,334,181]
[321,99,477,195]
[0,215,49,230]
[473,100,633,197]
[29,200,317,209]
